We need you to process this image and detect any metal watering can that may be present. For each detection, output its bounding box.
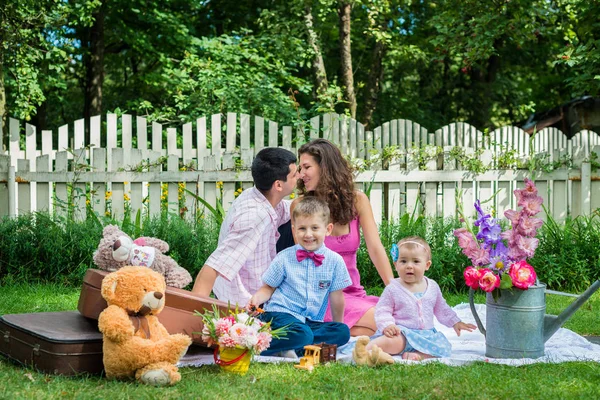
[469,280,600,359]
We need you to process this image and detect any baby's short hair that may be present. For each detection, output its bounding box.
[292,196,330,224]
[397,236,431,260]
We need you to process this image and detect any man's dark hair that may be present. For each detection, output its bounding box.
[252,148,297,191]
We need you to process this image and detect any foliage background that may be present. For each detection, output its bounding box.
[2,0,599,138]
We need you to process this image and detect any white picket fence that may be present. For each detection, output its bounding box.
[0,113,599,224]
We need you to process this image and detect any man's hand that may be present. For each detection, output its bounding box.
[191,265,219,297]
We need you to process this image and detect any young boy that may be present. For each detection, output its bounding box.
[247,197,352,357]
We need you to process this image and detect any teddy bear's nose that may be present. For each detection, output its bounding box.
[154,292,163,300]
[113,240,121,251]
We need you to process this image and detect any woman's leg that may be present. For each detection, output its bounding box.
[350,307,377,337]
[367,332,407,355]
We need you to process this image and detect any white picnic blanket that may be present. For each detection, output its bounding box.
[178,303,600,367]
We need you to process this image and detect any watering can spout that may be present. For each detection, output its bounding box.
[544,280,600,343]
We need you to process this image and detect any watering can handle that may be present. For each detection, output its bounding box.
[468,288,486,337]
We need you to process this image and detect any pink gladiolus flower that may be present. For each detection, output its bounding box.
[504,209,521,227]
[478,269,501,292]
[500,228,517,244]
[515,236,539,258]
[465,247,491,267]
[522,178,539,196]
[464,267,481,289]
[509,260,537,289]
[508,246,526,261]
[518,195,543,216]
[454,228,478,249]
[516,216,543,237]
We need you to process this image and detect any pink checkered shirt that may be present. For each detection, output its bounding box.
[206,187,290,306]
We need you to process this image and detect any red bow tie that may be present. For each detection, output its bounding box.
[296,249,325,266]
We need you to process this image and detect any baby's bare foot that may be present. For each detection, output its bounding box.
[401,352,423,361]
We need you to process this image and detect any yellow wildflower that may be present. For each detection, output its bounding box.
[86,199,91,206]
[105,211,111,217]
[124,181,129,185]
[124,193,130,201]
[216,181,224,189]
[290,192,296,199]
[105,191,112,200]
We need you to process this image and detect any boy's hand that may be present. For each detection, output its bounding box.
[246,302,264,316]
[383,324,400,337]
[453,321,477,336]
[246,296,257,313]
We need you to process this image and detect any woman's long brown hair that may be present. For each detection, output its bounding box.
[297,139,357,225]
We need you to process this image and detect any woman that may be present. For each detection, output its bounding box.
[290,138,394,336]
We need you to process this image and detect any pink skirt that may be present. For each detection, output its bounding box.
[324,291,379,328]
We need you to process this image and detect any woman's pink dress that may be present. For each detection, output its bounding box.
[323,218,380,328]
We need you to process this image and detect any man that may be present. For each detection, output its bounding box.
[191,147,298,305]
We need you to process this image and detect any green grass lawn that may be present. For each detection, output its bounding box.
[1,284,600,399]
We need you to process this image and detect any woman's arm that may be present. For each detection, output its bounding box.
[355,191,394,286]
[329,290,346,323]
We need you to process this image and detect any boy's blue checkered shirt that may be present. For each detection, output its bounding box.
[262,244,351,323]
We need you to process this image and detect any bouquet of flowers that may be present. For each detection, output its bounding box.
[454,178,543,293]
[196,305,285,356]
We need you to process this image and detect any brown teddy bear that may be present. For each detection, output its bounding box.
[98,266,192,386]
[352,336,395,366]
[93,225,193,288]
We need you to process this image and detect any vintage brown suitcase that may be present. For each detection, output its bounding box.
[78,269,230,345]
[0,311,103,375]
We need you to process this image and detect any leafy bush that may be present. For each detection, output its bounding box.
[2,211,599,294]
[358,213,470,294]
[0,213,219,287]
[529,212,600,292]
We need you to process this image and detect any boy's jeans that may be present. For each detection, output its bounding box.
[259,311,350,356]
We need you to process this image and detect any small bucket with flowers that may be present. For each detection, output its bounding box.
[454,178,545,358]
[195,305,286,375]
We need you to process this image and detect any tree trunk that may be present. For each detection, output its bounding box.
[0,62,6,138]
[32,100,47,131]
[338,1,356,118]
[470,52,500,129]
[360,40,387,130]
[303,5,328,99]
[84,2,105,124]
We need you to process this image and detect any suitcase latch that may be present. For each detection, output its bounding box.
[2,331,9,343]
[33,344,40,357]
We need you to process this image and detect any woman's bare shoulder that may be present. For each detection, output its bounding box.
[353,190,370,209]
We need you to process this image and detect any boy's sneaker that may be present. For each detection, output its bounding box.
[272,350,298,359]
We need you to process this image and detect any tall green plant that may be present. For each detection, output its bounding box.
[184,188,226,226]
[530,210,600,292]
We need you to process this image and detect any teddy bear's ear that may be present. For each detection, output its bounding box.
[103,225,119,237]
[101,273,119,301]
